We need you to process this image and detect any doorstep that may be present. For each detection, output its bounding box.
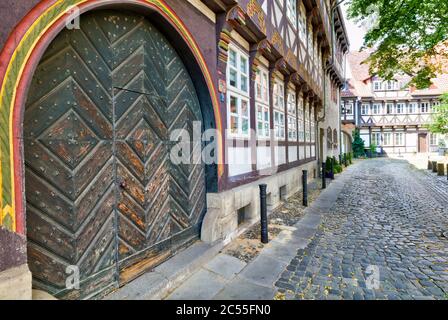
[105,240,224,300]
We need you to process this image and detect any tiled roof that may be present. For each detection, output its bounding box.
[342,50,448,99]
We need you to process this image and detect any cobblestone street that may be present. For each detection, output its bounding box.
[275,158,448,300]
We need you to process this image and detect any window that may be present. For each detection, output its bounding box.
[308,25,313,55]
[310,117,315,143]
[430,133,438,146]
[255,68,269,102]
[386,81,395,90]
[273,78,285,140]
[274,111,285,140]
[298,97,304,142]
[386,103,394,114]
[383,132,392,146]
[287,90,297,141]
[286,0,297,27]
[228,95,249,136]
[345,103,354,115]
[420,102,430,113]
[332,128,338,149]
[227,46,250,136]
[432,101,440,110]
[408,102,417,114]
[256,67,270,138]
[372,103,381,115]
[287,91,297,116]
[257,104,270,139]
[371,133,381,146]
[298,5,307,41]
[394,132,404,145]
[396,103,405,114]
[288,116,297,140]
[373,81,382,91]
[361,104,370,115]
[305,104,311,142]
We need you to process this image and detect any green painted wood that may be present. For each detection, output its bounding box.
[24,10,206,299]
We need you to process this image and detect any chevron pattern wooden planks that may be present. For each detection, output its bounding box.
[24,10,206,299]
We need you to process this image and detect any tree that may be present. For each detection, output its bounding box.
[352,128,365,158]
[428,93,448,134]
[347,0,448,89]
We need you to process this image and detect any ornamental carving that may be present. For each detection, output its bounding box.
[246,0,267,34]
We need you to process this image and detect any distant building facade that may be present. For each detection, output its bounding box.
[341,51,448,155]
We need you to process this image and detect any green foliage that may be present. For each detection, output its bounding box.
[334,163,343,174]
[347,152,353,164]
[370,143,377,154]
[352,128,365,158]
[325,156,333,173]
[428,93,448,134]
[348,0,448,89]
[332,156,343,174]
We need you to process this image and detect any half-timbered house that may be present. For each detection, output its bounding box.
[342,51,448,155]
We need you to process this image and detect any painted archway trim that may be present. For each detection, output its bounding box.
[0,0,223,234]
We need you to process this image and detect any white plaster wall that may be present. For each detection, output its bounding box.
[257,146,272,170]
[228,147,252,177]
[288,146,298,162]
[275,146,287,165]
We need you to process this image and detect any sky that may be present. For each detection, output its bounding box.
[341,2,366,52]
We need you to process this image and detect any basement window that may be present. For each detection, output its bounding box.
[279,185,287,201]
[237,205,249,226]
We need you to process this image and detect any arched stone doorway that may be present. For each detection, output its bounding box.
[23,9,213,299]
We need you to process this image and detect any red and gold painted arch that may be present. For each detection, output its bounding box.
[0,0,223,234]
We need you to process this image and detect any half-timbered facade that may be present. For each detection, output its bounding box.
[0,0,348,299]
[342,51,448,155]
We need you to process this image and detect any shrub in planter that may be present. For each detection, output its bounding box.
[325,156,334,178]
[347,152,353,165]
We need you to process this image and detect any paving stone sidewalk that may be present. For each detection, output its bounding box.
[164,166,347,300]
[165,158,448,300]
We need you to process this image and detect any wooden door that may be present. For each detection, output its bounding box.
[418,133,427,153]
[24,10,206,299]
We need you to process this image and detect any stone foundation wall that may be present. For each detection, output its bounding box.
[201,161,317,243]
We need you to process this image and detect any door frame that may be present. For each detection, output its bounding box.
[0,0,222,237]
[418,133,427,153]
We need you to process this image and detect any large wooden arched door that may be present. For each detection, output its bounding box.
[24,10,206,299]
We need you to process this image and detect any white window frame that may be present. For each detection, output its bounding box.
[298,4,307,42]
[286,0,297,27]
[371,132,381,146]
[345,103,354,115]
[429,133,438,146]
[383,132,392,146]
[432,101,441,109]
[227,45,250,137]
[255,66,270,139]
[394,132,404,146]
[305,104,311,142]
[298,97,305,142]
[287,89,297,141]
[273,78,285,140]
[373,81,382,91]
[408,102,417,114]
[361,104,370,115]
[310,107,315,143]
[420,101,430,113]
[372,103,381,115]
[386,103,394,114]
[396,103,405,114]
